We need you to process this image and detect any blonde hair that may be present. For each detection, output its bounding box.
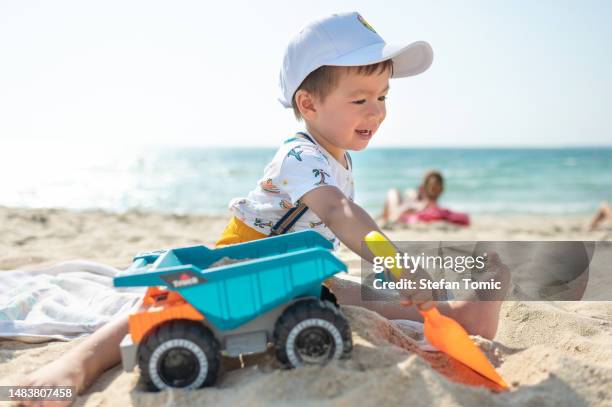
[291,59,394,120]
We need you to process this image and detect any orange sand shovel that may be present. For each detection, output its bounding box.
[365,231,508,389]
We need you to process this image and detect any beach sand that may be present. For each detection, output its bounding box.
[1,206,611,406]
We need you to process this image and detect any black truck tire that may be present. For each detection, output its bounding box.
[320,284,338,307]
[273,298,352,368]
[138,320,220,391]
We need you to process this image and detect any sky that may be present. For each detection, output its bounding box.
[1,0,611,148]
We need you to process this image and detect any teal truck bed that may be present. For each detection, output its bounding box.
[114,230,347,330]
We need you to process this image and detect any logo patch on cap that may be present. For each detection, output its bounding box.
[357,14,376,33]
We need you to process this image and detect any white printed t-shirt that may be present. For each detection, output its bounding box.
[228,131,355,249]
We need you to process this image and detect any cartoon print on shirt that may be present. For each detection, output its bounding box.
[312,169,330,185]
[309,220,323,228]
[254,218,273,228]
[279,199,294,209]
[287,146,304,161]
[260,178,280,193]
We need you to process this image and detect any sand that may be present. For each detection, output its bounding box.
[1,206,611,406]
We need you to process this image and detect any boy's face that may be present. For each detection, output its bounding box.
[308,68,390,152]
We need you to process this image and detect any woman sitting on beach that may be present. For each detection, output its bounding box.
[381,170,470,226]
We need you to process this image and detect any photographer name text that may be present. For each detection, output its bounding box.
[373,278,502,291]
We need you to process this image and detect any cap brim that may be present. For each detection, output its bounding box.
[326,41,433,77]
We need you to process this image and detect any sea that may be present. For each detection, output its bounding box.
[1,146,611,216]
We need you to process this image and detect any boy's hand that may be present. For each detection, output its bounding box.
[382,259,435,306]
[302,186,435,304]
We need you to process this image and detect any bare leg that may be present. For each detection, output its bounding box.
[16,308,134,404]
[588,202,612,231]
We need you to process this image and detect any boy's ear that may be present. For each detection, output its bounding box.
[295,90,317,120]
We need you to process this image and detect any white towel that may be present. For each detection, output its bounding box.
[0,260,144,342]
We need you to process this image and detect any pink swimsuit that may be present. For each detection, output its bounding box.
[399,206,470,226]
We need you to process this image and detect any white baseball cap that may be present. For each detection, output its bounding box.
[278,11,434,108]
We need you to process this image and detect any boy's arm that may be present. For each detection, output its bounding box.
[301,185,433,305]
[301,185,381,263]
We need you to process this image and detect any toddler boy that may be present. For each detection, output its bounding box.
[215,11,503,341]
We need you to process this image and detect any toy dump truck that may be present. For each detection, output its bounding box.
[113,230,352,391]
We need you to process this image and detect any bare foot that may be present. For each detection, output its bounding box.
[14,358,85,407]
[446,300,504,340]
[444,252,511,339]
